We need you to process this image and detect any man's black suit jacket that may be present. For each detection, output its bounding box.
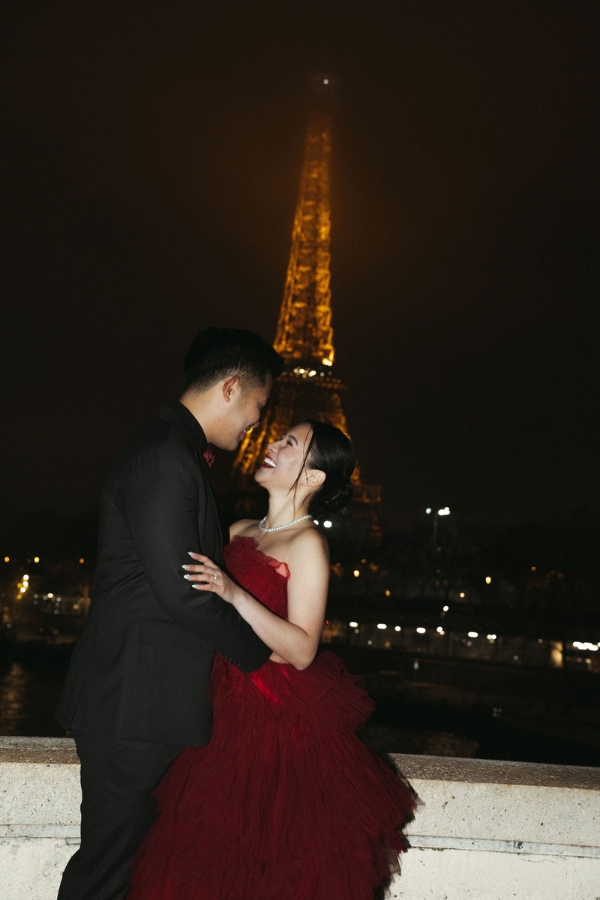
[56,401,271,746]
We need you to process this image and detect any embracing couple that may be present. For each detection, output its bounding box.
[56,327,416,900]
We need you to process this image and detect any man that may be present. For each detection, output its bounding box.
[56,328,284,900]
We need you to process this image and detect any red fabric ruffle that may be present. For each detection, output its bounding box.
[129,536,416,900]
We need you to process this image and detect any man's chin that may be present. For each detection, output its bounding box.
[209,439,237,453]
[229,433,248,452]
[211,431,248,453]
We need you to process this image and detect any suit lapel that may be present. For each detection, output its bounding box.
[158,404,224,563]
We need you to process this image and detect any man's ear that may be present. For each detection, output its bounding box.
[304,469,326,487]
[222,375,241,402]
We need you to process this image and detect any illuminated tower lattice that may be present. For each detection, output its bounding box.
[232,110,381,534]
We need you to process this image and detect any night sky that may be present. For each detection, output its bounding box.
[1,1,599,531]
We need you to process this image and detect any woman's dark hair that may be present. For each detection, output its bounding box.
[183,328,284,392]
[291,419,356,517]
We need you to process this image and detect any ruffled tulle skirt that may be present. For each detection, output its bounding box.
[129,651,416,900]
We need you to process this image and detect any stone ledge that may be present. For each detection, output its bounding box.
[0,825,80,838]
[391,752,600,790]
[2,737,599,791]
[408,835,600,859]
[0,738,599,900]
[0,738,78,766]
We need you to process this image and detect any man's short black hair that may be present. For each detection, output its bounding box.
[183,327,285,393]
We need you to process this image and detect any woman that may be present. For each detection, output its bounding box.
[129,420,417,900]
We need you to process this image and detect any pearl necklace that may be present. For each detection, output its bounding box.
[258,514,313,533]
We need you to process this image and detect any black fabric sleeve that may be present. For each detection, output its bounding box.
[114,440,271,672]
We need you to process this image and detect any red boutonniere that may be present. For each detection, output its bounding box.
[203,444,215,468]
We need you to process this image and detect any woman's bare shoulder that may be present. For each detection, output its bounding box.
[288,525,329,561]
[282,527,329,590]
[229,518,260,539]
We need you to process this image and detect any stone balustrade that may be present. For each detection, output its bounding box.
[1,737,599,899]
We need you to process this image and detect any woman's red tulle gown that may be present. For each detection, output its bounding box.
[128,536,416,900]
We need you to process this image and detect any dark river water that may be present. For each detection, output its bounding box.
[2,642,599,768]
[0,644,72,737]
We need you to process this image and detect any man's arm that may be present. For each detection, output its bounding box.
[115,440,272,671]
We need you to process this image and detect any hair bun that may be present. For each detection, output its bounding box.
[303,419,356,519]
[314,482,353,516]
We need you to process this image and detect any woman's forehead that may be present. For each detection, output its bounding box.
[284,422,312,443]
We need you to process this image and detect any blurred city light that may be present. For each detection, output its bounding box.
[416,627,426,634]
[468,631,478,638]
[485,576,492,584]
[377,623,387,630]
[438,507,451,516]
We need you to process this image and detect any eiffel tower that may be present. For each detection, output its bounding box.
[230,105,381,538]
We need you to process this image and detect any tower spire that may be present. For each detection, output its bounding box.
[229,101,381,539]
[274,111,335,368]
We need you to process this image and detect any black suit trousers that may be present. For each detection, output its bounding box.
[57,728,181,900]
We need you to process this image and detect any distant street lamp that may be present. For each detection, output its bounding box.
[427,508,454,601]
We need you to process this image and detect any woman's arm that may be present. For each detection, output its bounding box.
[183,530,329,670]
